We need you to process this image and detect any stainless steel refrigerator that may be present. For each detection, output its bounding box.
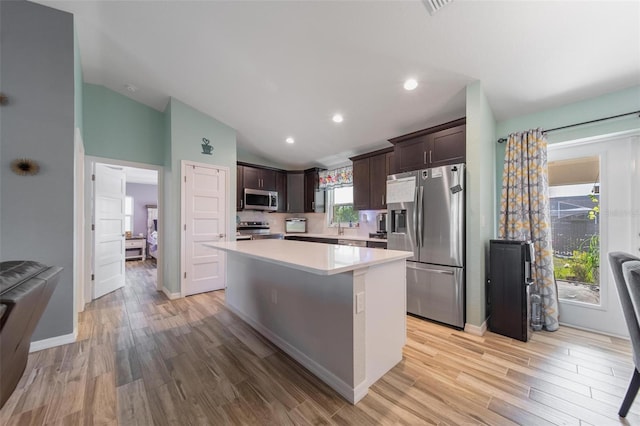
[386,164,465,328]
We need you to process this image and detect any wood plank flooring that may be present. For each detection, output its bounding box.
[0,259,636,425]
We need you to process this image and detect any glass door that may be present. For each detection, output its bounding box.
[548,133,638,336]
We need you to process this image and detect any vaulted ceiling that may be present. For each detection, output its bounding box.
[38,0,640,168]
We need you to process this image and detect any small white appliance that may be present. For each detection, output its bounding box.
[285,218,307,233]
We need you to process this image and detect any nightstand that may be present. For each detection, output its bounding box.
[125,237,146,261]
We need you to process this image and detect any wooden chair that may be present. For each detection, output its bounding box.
[608,252,640,417]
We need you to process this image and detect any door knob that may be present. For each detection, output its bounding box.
[219,233,226,238]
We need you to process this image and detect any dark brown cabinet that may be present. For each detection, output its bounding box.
[304,168,325,213]
[390,118,466,172]
[276,171,287,213]
[237,162,287,211]
[286,171,305,213]
[242,165,277,191]
[237,165,244,210]
[350,147,393,211]
[352,158,370,210]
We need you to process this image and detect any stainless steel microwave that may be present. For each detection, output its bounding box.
[244,188,278,211]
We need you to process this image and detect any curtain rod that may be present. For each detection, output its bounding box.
[496,110,640,143]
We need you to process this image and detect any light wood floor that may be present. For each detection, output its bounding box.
[1,259,636,425]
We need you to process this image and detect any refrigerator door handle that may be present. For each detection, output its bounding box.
[418,186,424,247]
[414,187,419,244]
[406,263,455,275]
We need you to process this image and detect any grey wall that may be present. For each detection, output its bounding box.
[126,183,158,236]
[0,1,76,340]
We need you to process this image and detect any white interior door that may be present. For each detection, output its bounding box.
[93,163,126,299]
[183,163,227,296]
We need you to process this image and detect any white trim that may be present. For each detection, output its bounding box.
[180,160,231,298]
[464,319,487,336]
[559,322,629,341]
[29,330,77,353]
[84,156,165,296]
[74,128,85,321]
[226,303,364,404]
[162,287,182,300]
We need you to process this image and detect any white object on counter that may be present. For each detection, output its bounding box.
[205,239,410,404]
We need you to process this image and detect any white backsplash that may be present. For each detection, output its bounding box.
[236,209,384,237]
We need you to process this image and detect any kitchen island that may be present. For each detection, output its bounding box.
[205,239,412,404]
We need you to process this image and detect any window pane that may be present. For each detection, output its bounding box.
[334,186,353,204]
[549,156,600,306]
[125,196,133,215]
[125,216,132,232]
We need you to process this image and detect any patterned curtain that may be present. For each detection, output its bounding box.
[319,166,353,190]
[499,129,559,331]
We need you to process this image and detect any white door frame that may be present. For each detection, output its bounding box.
[84,156,164,300]
[180,160,231,297]
[74,128,85,329]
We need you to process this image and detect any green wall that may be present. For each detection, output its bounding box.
[83,83,165,165]
[163,98,237,293]
[465,81,497,328]
[495,86,640,213]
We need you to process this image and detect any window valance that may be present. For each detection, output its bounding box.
[319,166,353,190]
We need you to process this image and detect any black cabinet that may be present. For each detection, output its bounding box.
[489,240,533,342]
[390,118,466,172]
[284,235,338,244]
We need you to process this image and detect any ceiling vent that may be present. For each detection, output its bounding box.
[423,0,453,16]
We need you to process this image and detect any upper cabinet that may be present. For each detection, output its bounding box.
[242,165,277,191]
[390,118,466,173]
[237,162,286,211]
[304,168,325,213]
[350,147,394,211]
[286,172,305,213]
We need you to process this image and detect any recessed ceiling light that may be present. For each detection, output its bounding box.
[286,137,295,144]
[332,114,344,123]
[124,84,138,93]
[403,79,418,91]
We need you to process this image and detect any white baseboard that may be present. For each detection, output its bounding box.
[464,319,488,336]
[162,287,181,300]
[558,322,630,340]
[226,303,361,404]
[29,330,77,353]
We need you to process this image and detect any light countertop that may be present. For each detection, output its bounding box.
[284,233,387,243]
[206,240,410,276]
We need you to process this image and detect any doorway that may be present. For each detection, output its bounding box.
[547,131,639,337]
[84,156,164,305]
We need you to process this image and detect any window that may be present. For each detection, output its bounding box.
[327,186,358,225]
[125,196,133,233]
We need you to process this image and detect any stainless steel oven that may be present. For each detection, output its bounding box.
[244,188,278,211]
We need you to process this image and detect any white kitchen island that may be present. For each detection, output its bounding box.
[205,239,412,404]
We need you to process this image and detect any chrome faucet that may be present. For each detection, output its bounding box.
[337,221,344,235]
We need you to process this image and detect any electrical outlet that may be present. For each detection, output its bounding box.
[356,292,365,313]
[271,289,277,304]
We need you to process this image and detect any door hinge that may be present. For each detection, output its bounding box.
[91,274,95,281]
[91,174,95,181]
[184,176,187,182]
[184,224,186,231]
[91,224,95,231]
[184,272,187,279]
